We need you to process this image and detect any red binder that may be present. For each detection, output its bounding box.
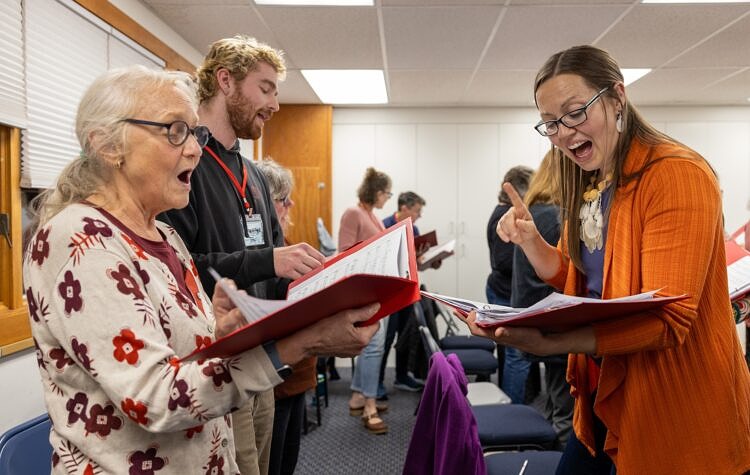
[181,219,420,361]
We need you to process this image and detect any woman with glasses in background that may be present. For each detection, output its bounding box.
[465,46,750,474]
[338,167,393,434]
[23,66,380,474]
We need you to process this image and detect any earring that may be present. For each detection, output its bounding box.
[616,111,623,133]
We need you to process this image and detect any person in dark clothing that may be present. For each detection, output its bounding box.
[486,165,533,401]
[511,150,574,447]
[159,36,326,475]
[378,191,427,397]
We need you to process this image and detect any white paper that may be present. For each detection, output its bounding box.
[423,289,661,325]
[728,255,750,300]
[286,224,410,302]
[208,268,292,324]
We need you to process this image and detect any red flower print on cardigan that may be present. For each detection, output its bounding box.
[167,379,192,411]
[122,232,148,260]
[30,227,50,266]
[113,329,145,365]
[33,338,46,371]
[82,217,113,238]
[109,264,145,300]
[185,424,204,439]
[175,291,197,318]
[128,447,166,475]
[204,453,225,475]
[202,361,233,388]
[58,270,83,315]
[133,260,150,285]
[65,392,89,425]
[26,287,48,323]
[71,338,96,375]
[121,398,149,426]
[85,403,123,438]
[49,347,74,371]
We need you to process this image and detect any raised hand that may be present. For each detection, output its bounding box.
[496,182,538,245]
[273,243,326,280]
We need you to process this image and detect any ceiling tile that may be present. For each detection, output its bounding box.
[383,6,502,69]
[257,6,382,69]
[481,4,627,70]
[700,68,750,105]
[626,67,744,105]
[143,3,278,57]
[668,12,750,68]
[388,70,474,105]
[461,70,539,106]
[596,4,750,67]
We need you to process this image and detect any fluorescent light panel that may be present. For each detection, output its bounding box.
[302,70,388,104]
[621,68,651,86]
[642,0,746,3]
[255,0,373,5]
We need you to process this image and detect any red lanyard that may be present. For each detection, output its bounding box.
[204,146,252,216]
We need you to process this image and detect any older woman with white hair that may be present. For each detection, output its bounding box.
[23,66,379,474]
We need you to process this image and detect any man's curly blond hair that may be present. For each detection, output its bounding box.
[196,35,286,104]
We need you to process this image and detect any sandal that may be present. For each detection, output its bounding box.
[361,412,388,434]
[349,402,388,416]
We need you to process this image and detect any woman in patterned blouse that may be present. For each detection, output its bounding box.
[23,66,379,475]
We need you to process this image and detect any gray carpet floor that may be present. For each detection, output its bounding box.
[295,367,423,475]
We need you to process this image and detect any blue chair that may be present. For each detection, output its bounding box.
[472,404,558,451]
[485,450,563,475]
[0,413,53,475]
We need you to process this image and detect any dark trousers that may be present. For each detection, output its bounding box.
[268,393,306,475]
[379,306,412,383]
[555,400,615,475]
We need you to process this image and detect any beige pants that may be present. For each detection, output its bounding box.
[232,389,275,475]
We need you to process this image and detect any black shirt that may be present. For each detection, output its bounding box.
[486,203,514,301]
[158,134,287,299]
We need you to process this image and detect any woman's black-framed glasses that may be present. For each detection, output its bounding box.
[122,119,210,148]
[534,87,609,137]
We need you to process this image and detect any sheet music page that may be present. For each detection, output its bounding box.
[728,255,750,299]
[419,239,455,263]
[286,225,409,302]
[208,269,292,324]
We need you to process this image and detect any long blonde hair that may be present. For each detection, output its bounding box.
[525,149,561,208]
[27,66,197,238]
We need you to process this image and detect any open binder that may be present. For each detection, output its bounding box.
[181,219,420,361]
[422,290,688,332]
[726,229,750,301]
[417,239,455,271]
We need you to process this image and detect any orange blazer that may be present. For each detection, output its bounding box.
[547,139,750,474]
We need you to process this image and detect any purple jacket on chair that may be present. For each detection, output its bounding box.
[403,352,486,475]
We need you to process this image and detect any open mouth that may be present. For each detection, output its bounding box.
[570,140,592,159]
[178,170,191,184]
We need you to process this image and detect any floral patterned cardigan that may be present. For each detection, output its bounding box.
[23,203,281,475]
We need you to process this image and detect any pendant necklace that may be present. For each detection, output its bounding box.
[579,172,612,253]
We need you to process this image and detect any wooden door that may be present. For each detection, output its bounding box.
[258,105,332,248]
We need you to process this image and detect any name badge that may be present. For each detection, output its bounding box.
[243,213,265,247]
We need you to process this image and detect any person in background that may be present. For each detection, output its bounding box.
[511,149,574,447]
[23,66,379,474]
[158,36,325,475]
[339,167,393,434]
[486,166,533,402]
[256,158,314,475]
[378,191,427,398]
[465,45,750,474]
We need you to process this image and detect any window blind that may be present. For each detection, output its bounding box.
[21,0,166,189]
[0,0,26,129]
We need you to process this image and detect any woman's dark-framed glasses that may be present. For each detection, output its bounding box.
[534,87,609,137]
[122,119,210,148]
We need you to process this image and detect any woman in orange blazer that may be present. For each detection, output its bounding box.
[466,45,750,474]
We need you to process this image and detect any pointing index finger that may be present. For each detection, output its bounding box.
[503,182,526,210]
